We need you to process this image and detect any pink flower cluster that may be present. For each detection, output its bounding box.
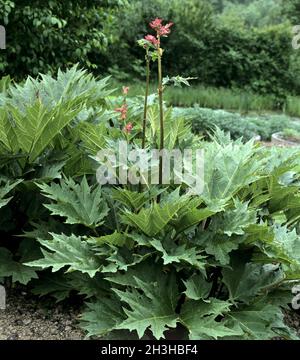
[122,86,129,95]
[149,18,173,36]
[144,18,173,47]
[144,35,159,47]
[115,103,128,120]
[124,122,133,134]
[114,86,134,134]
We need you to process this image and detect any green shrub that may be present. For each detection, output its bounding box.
[1,68,300,340]
[168,23,292,100]
[219,0,283,29]
[175,106,300,141]
[0,0,123,79]
[286,96,300,117]
[23,135,300,340]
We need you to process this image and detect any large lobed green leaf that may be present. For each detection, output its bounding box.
[114,274,179,339]
[37,176,109,228]
[26,233,102,277]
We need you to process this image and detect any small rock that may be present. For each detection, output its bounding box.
[69,335,82,340]
[50,328,58,335]
[23,319,32,325]
[14,319,23,326]
[58,324,65,332]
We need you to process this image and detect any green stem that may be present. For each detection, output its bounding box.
[157,39,164,188]
[139,52,150,194]
[142,52,150,149]
[286,214,300,227]
[92,228,100,237]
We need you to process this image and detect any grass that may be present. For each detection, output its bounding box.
[165,86,276,113]
[282,128,300,142]
[111,80,300,117]
[286,96,300,118]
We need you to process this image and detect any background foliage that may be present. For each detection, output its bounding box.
[106,0,293,102]
[0,0,299,101]
[0,0,124,78]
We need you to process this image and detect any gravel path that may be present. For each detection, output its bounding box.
[0,287,85,340]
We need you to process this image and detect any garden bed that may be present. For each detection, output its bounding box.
[272,132,300,147]
[0,287,84,340]
[173,107,300,142]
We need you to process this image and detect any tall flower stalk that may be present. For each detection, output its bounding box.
[157,37,164,185]
[145,18,173,186]
[142,47,150,149]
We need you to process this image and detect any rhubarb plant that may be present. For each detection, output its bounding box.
[24,134,300,340]
[0,23,299,341]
